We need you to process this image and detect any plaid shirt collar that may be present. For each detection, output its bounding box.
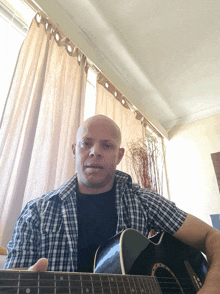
[45,170,133,202]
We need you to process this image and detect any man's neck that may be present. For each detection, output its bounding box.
[77,180,114,195]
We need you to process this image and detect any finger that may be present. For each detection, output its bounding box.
[28,258,48,271]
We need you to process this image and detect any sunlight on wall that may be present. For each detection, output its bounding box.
[165,114,220,225]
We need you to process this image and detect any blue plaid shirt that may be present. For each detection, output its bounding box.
[4,170,187,272]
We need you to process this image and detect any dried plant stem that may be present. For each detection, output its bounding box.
[127,137,164,194]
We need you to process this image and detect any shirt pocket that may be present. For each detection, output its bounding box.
[40,211,64,234]
[40,218,65,254]
[40,199,64,234]
[41,220,64,234]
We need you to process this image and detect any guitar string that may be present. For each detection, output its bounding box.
[0,276,194,279]
[0,284,193,290]
[0,276,195,282]
[0,271,200,291]
[0,277,196,289]
[0,280,196,292]
[0,275,195,282]
[0,270,198,280]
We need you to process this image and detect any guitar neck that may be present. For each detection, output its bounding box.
[0,270,162,294]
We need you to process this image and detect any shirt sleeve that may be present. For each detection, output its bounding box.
[3,201,41,269]
[138,188,187,234]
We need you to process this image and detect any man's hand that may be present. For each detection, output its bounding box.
[28,258,48,271]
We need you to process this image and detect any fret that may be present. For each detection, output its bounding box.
[69,273,82,293]
[0,272,163,294]
[0,271,39,294]
[38,271,40,294]
[99,275,111,294]
[81,273,93,294]
[17,272,20,294]
[151,277,158,294]
[56,273,69,293]
[54,273,56,294]
[151,276,162,294]
[107,275,119,294]
[80,272,83,294]
[143,276,150,293]
[121,276,131,293]
[107,276,112,294]
[0,269,199,294]
[133,276,145,293]
[115,275,126,294]
[121,276,129,293]
[129,275,138,293]
[89,273,95,294]
[143,276,154,294]
[90,273,103,294]
[68,273,71,294]
[38,271,55,294]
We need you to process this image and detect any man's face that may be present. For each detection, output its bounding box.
[73,118,124,194]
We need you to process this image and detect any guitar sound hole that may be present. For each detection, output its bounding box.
[154,267,183,294]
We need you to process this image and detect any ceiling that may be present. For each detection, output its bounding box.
[32,0,220,134]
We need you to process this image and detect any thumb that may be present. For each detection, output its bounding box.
[28,258,48,271]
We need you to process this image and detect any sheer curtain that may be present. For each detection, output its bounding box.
[95,74,146,179]
[0,13,88,246]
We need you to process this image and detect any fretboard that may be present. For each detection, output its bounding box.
[0,270,162,294]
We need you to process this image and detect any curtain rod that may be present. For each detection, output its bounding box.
[23,0,100,70]
[23,0,168,139]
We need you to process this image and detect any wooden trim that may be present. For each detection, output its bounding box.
[0,246,7,255]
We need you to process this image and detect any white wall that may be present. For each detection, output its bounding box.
[165,112,220,225]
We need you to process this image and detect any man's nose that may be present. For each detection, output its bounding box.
[89,144,102,157]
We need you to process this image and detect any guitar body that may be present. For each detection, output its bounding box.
[94,229,208,293]
[0,229,208,293]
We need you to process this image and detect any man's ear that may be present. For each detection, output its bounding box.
[72,143,76,156]
[117,148,125,165]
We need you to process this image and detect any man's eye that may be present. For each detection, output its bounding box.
[104,144,113,149]
[81,141,90,147]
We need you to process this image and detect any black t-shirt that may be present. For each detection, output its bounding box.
[77,182,117,272]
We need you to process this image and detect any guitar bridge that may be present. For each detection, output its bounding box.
[184,260,203,291]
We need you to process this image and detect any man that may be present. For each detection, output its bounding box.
[4,115,220,293]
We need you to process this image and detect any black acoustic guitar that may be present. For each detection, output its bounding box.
[0,228,207,293]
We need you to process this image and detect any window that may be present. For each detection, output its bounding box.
[0,1,167,198]
[0,0,35,120]
[84,66,97,120]
[0,0,97,122]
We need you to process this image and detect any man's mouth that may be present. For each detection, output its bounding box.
[85,166,103,169]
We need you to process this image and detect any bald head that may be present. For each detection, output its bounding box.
[72,115,124,194]
[76,115,122,146]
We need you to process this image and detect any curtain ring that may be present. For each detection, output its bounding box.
[77,54,81,64]
[36,13,41,24]
[55,32,60,42]
[67,44,73,53]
